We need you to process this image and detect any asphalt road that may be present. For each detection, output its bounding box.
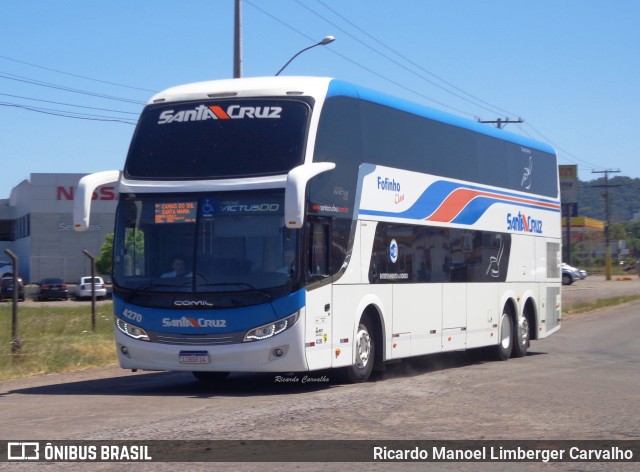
[1,279,639,471]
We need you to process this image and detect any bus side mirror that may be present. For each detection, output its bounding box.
[284,163,335,229]
[73,170,121,231]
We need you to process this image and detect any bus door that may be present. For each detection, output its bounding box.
[304,218,333,370]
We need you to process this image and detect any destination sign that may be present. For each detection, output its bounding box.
[155,202,197,224]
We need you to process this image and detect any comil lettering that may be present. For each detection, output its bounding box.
[158,104,282,124]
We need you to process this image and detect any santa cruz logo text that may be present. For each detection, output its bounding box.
[162,316,227,328]
[506,212,543,234]
[158,104,282,124]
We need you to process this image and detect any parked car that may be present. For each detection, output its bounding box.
[36,277,69,301]
[73,276,107,300]
[0,260,12,278]
[0,276,25,301]
[562,262,585,285]
[561,266,575,285]
[562,262,584,283]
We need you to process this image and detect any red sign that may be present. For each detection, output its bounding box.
[56,186,117,201]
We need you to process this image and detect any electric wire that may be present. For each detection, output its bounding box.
[0,71,147,105]
[0,92,140,115]
[0,102,137,125]
[245,0,473,117]
[307,0,516,118]
[0,54,157,94]
[252,0,601,173]
[0,6,606,173]
[519,123,603,171]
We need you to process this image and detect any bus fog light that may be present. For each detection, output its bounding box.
[244,313,299,342]
[269,345,289,361]
[120,345,131,358]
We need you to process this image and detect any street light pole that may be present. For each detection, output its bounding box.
[233,0,242,78]
[275,36,335,76]
[83,249,97,331]
[4,249,21,354]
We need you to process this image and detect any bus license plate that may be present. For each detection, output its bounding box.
[179,351,210,364]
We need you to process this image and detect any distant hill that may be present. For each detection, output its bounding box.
[576,176,640,223]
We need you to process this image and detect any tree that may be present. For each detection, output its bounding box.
[96,234,113,275]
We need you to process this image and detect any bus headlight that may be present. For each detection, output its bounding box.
[115,316,150,341]
[243,313,299,342]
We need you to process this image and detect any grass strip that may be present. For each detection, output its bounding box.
[563,294,640,316]
[0,302,116,381]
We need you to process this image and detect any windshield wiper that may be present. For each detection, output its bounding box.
[121,281,192,293]
[197,282,271,300]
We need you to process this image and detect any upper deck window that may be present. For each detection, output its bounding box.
[125,98,312,180]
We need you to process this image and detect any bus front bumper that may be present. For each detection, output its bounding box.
[114,316,308,373]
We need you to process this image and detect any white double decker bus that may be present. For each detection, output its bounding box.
[75,77,561,383]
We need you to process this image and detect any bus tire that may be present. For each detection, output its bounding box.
[494,309,513,361]
[342,317,375,383]
[512,314,530,358]
[192,371,229,384]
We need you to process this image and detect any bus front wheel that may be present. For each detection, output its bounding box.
[342,317,375,383]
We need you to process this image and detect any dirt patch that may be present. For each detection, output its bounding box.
[562,274,640,311]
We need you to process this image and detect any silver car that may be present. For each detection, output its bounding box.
[73,276,107,300]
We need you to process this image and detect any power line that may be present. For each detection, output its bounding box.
[244,0,473,117]
[0,92,140,115]
[312,0,518,118]
[0,71,147,105]
[0,4,604,173]
[0,54,157,93]
[522,122,604,171]
[0,102,137,125]
[246,0,608,172]
[308,1,616,172]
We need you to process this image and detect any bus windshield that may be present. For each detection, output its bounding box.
[125,99,312,180]
[113,191,299,303]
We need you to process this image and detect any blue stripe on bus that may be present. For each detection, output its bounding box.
[358,179,560,223]
[450,196,559,226]
[113,288,306,334]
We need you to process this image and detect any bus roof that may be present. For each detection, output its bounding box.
[149,76,555,156]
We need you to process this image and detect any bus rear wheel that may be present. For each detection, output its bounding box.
[493,310,513,361]
[512,315,530,358]
[342,317,375,383]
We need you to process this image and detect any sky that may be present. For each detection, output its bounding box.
[2,0,639,197]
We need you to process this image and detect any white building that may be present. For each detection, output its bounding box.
[0,173,116,283]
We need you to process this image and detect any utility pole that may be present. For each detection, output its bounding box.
[592,169,621,280]
[233,0,242,78]
[478,117,523,129]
